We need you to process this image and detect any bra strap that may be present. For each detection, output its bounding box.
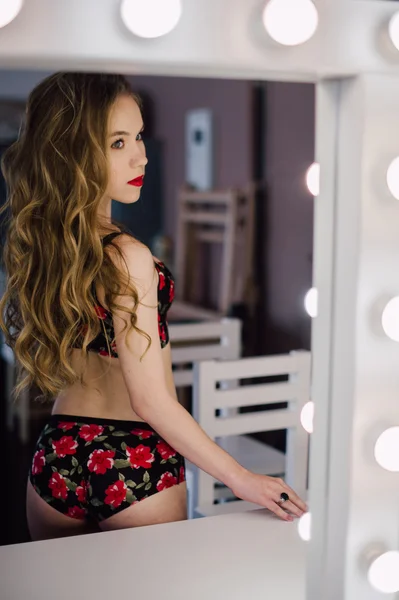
[101,231,124,246]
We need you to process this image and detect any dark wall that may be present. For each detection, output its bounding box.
[262,82,315,353]
[128,75,254,239]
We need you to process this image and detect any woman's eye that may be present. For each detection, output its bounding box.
[136,132,144,142]
[111,138,124,149]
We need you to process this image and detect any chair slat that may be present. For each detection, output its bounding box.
[197,353,306,381]
[210,409,299,437]
[211,382,302,409]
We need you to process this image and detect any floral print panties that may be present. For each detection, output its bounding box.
[29,414,186,523]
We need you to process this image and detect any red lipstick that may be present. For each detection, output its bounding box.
[128,175,144,187]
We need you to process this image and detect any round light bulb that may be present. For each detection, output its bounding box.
[262,0,318,46]
[388,12,399,52]
[0,0,23,28]
[374,427,399,472]
[386,157,399,200]
[304,287,318,318]
[300,401,314,434]
[297,512,311,541]
[120,0,182,39]
[306,162,320,196]
[368,551,399,594]
[381,297,399,342]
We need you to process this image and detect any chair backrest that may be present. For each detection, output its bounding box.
[168,318,242,388]
[193,350,311,506]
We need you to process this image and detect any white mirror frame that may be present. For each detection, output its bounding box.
[1,2,399,599]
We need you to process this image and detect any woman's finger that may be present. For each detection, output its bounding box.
[280,485,308,513]
[266,501,294,522]
[279,499,304,518]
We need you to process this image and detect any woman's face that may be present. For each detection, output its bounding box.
[104,94,148,205]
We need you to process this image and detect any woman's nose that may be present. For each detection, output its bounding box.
[130,151,148,167]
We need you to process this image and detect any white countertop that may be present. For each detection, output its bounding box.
[0,509,306,600]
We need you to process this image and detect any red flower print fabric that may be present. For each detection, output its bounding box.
[76,479,88,503]
[52,436,78,458]
[125,444,155,470]
[131,428,153,439]
[67,506,87,520]
[32,449,46,475]
[87,449,115,474]
[48,472,68,500]
[29,415,186,523]
[156,441,177,460]
[58,421,76,431]
[154,260,174,349]
[104,480,127,508]
[156,472,178,492]
[79,424,105,442]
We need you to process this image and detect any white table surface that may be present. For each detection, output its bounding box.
[0,509,306,600]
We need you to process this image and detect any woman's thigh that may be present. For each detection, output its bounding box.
[99,481,187,531]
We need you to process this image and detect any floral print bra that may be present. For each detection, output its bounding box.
[74,229,174,358]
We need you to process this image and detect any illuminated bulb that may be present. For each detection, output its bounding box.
[381,297,399,342]
[304,287,318,318]
[262,0,318,46]
[368,551,399,594]
[386,157,399,200]
[120,0,182,39]
[388,12,399,52]
[300,401,314,434]
[297,512,311,541]
[0,0,23,28]
[374,427,399,472]
[306,162,320,196]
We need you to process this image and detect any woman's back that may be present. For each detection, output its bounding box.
[52,229,178,422]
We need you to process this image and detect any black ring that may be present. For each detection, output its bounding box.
[279,492,289,504]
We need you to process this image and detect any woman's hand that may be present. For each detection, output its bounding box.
[231,470,308,522]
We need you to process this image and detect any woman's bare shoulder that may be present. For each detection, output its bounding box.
[116,232,146,249]
[113,233,151,258]
[109,233,155,282]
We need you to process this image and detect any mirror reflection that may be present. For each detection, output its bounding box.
[0,69,315,547]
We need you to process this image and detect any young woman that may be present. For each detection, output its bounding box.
[0,72,307,541]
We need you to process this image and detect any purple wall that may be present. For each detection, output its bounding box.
[263,82,315,351]
[128,75,254,238]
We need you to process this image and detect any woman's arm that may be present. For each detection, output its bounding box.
[160,342,180,403]
[111,237,307,520]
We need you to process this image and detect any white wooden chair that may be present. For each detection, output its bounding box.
[168,318,287,519]
[169,318,243,518]
[172,183,256,321]
[169,318,242,389]
[191,350,311,518]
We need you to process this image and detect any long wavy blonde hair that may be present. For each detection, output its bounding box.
[0,72,150,404]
